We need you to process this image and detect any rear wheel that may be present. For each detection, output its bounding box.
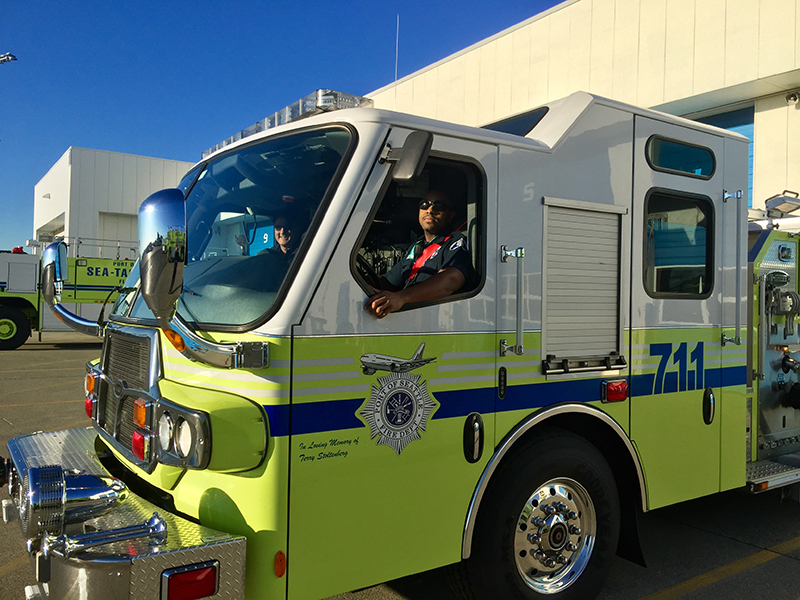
[455,427,620,600]
[0,306,31,350]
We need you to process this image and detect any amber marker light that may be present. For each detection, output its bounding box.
[133,399,148,429]
[163,328,186,352]
[84,373,96,396]
[275,551,287,578]
[84,373,98,418]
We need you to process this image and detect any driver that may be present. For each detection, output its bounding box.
[258,215,298,264]
[365,190,474,319]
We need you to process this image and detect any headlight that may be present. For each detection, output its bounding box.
[175,419,192,458]
[157,412,173,452]
[152,399,211,469]
[176,419,193,458]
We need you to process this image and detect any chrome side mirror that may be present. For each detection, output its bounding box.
[41,241,68,304]
[137,188,270,369]
[42,241,102,337]
[138,189,187,329]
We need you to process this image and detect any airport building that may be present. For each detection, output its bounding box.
[367,0,800,212]
[32,147,193,258]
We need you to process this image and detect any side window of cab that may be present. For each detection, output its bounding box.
[352,157,485,316]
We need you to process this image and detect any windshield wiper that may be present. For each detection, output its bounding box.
[182,285,202,297]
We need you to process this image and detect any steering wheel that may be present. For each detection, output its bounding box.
[356,254,382,289]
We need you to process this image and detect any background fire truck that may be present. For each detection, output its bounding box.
[0,248,135,350]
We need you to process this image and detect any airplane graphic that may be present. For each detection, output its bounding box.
[360,343,436,375]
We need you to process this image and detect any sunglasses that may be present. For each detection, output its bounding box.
[419,199,453,212]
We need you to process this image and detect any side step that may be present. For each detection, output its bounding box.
[747,456,800,492]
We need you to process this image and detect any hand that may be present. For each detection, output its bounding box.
[365,290,407,319]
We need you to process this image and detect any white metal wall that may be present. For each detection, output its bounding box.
[368,0,800,209]
[371,0,800,123]
[97,213,139,259]
[33,147,194,257]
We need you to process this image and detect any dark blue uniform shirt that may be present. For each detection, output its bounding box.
[384,231,474,290]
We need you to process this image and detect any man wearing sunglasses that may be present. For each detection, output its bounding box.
[365,190,474,319]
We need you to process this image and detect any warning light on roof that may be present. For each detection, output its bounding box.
[202,90,373,158]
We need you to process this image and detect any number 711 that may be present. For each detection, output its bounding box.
[649,342,704,394]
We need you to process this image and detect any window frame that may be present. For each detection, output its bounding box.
[349,150,487,312]
[645,135,716,180]
[643,188,715,300]
[112,123,359,333]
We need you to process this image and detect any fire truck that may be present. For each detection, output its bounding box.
[2,90,796,600]
[0,250,135,350]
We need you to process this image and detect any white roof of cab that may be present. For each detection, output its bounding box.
[200,91,749,165]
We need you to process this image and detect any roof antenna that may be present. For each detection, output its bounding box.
[394,14,399,109]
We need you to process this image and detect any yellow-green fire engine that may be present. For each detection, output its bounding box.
[2,90,797,600]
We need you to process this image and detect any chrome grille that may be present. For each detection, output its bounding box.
[106,332,150,390]
[100,331,152,449]
[118,397,136,445]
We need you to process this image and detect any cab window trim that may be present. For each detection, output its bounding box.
[350,150,487,312]
[645,135,716,180]
[643,187,715,300]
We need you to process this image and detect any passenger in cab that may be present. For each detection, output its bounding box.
[258,215,298,265]
[365,190,474,319]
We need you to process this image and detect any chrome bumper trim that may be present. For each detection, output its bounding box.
[4,428,246,599]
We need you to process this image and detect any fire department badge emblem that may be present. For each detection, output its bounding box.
[360,372,437,455]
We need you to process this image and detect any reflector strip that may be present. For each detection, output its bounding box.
[275,550,287,578]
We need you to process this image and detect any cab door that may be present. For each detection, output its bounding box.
[630,116,727,509]
[286,127,499,600]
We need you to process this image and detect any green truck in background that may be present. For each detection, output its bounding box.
[0,249,135,350]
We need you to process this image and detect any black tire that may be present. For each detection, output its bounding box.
[452,427,620,600]
[0,306,31,350]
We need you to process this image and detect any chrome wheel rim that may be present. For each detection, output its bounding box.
[514,477,597,594]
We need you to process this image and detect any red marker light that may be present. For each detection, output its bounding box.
[85,397,94,419]
[602,379,628,403]
[131,431,147,460]
[164,562,219,600]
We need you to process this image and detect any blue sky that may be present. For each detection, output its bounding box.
[0,0,561,252]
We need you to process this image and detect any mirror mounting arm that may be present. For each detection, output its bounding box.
[379,130,434,182]
[41,242,104,338]
[166,316,269,369]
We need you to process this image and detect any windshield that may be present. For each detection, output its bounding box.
[119,126,353,328]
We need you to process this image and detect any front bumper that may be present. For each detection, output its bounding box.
[2,428,246,600]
